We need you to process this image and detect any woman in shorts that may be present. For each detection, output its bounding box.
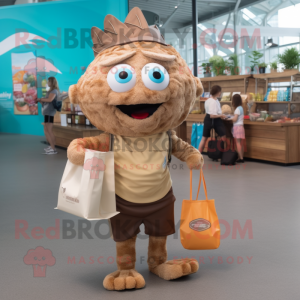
[198,85,226,153]
[36,77,59,155]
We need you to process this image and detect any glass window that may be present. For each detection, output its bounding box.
[128,0,194,74]
[129,0,300,75]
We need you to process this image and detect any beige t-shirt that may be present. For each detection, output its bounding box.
[113,132,172,203]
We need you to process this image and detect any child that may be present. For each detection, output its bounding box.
[231,94,245,163]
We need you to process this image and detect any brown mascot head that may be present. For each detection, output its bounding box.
[69,7,203,137]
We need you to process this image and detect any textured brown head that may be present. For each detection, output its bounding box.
[90,6,167,56]
[69,8,203,137]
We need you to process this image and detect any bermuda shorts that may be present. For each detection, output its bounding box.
[203,114,226,138]
[110,187,176,242]
[44,115,54,123]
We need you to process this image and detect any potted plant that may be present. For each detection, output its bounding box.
[278,47,300,71]
[258,62,267,74]
[209,55,226,76]
[201,62,211,77]
[248,50,263,74]
[270,61,278,73]
[226,54,240,75]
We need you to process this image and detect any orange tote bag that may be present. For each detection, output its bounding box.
[180,169,220,250]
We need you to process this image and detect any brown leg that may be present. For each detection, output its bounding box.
[148,236,199,280]
[103,236,145,291]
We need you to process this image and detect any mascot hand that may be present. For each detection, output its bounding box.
[67,138,86,166]
[67,134,110,166]
[186,153,204,170]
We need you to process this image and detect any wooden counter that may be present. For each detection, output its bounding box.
[51,123,103,148]
[50,115,299,163]
[243,120,300,163]
[180,114,300,164]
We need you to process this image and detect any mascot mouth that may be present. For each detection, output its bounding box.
[116,103,163,120]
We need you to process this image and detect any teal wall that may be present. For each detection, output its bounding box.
[0,0,128,136]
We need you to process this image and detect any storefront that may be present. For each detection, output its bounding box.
[178,71,300,164]
[1,1,300,299]
[1,0,300,164]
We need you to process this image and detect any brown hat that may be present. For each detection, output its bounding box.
[91,7,168,56]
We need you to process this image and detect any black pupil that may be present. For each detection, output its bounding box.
[119,71,128,80]
[153,71,161,80]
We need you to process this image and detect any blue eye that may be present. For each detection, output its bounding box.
[115,68,133,84]
[107,64,136,92]
[148,68,164,84]
[142,63,170,91]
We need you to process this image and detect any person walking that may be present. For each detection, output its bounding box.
[198,85,226,153]
[36,77,59,155]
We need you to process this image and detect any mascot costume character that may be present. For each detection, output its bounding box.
[67,7,204,291]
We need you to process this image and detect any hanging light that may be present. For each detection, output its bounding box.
[265,38,278,48]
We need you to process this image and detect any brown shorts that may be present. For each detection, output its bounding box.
[110,188,176,242]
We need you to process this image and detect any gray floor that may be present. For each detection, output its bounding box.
[1,133,300,300]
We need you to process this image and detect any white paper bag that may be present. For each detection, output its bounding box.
[56,150,119,220]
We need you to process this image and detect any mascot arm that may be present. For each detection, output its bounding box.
[67,132,110,166]
[170,130,204,170]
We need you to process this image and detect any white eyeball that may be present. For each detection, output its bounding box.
[107,64,136,92]
[141,63,170,91]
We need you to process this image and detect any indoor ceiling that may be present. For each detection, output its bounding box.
[129,0,267,28]
[0,0,16,6]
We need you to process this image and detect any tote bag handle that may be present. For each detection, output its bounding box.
[190,169,208,201]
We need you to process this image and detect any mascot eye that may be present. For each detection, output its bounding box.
[107,64,136,92]
[142,63,170,91]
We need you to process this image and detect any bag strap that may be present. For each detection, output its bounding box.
[190,169,208,201]
[167,130,172,165]
[210,127,217,140]
[196,169,208,200]
[109,134,114,151]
